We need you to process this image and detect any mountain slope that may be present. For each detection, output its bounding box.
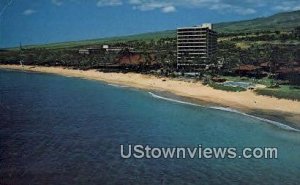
[215,10,300,33]
[15,10,300,49]
[111,10,300,39]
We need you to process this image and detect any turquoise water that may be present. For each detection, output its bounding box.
[0,70,299,185]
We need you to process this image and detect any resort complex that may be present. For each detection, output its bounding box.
[177,23,218,68]
[0,11,299,94]
[1,4,300,184]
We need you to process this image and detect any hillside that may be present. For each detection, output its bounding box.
[21,30,176,49]
[215,10,300,33]
[11,10,300,49]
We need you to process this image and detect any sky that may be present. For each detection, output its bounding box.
[0,0,300,48]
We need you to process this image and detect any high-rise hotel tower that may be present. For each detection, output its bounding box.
[177,23,217,68]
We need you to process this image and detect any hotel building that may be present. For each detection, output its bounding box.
[177,23,217,68]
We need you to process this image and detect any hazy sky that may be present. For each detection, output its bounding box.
[0,0,299,48]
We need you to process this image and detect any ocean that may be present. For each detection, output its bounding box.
[0,69,299,185]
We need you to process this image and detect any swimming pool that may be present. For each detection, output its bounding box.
[222,81,254,89]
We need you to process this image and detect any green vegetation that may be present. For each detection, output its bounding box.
[1,10,299,101]
[0,37,177,71]
[9,30,176,50]
[221,76,278,87]
[4,10,300,50]
[209,83,246,92]
[215,10,300,33]
[255,86,300,101]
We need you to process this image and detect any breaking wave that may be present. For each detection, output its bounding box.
[108,83,128,88]
[148,92,300,132]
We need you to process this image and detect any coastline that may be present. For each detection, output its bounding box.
[1,64,300,129]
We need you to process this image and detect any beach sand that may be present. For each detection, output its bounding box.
[1,64,300,128]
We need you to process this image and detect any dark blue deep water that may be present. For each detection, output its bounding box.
[0,70,300,185]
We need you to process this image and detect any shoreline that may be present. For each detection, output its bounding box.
[1,64,300,130]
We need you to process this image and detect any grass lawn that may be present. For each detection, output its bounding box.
[255,85,300,101]
[219,76,300,100]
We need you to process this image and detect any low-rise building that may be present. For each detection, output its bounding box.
[78,48,103,55]
[102,45,134,53]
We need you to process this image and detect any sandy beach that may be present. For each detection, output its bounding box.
[1,64,300,128]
